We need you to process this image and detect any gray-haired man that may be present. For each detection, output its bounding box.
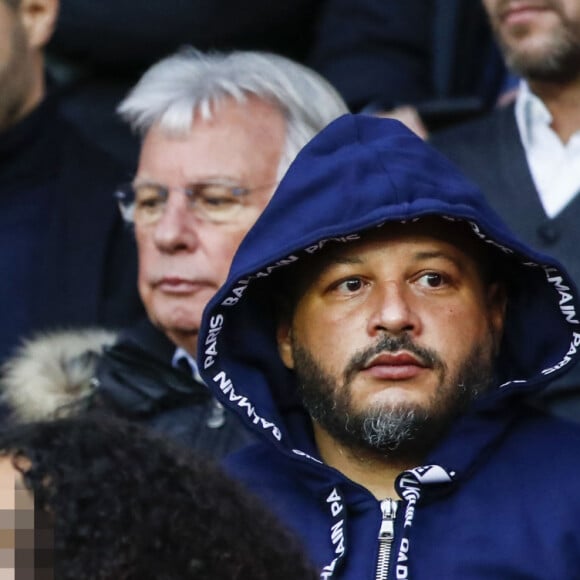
[2,49,348,458]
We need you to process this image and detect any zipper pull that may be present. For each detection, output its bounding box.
[379,498,397,540]
[376,499,398,580]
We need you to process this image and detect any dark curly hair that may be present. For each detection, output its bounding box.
[0,413,318,580]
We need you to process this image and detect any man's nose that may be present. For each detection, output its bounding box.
[366,281,420,336]
[152,192,199,252]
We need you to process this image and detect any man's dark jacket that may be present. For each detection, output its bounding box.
[93,318,254,457]
[0,94,143,364]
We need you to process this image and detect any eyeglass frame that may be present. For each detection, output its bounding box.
[114,179,278,225]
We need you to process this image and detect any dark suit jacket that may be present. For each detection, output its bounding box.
[35,116,142,332]
[0,95,143,363]
[430,104,580,418]
[94,318,255,458]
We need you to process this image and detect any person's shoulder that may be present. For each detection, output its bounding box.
[224,441,273,470]
[523,405,580,431]
[537,412,580,443]
[114,318,177,362]
[223,442,293,486]
[56,114,130,182]
[430,105,514,148]
[515,412,580,511]
[506,407,580,470]
[428,106,517,173]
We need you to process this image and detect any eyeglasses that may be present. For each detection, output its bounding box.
[115,180,277,225]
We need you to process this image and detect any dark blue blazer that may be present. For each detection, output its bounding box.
[35,118,142,331]
[0,96,143,363]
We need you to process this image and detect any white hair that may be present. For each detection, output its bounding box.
[118,48,349,179]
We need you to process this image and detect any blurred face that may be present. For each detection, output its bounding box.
[277,221,506,461]
[0,0,35,131]
[483,0,580,81]
[0,457,41,580]
[136,96,286,354]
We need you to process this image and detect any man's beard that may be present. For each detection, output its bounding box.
[493,4,580,83]
[292,333,496,464]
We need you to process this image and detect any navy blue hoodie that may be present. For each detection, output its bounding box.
[198,115,580,579]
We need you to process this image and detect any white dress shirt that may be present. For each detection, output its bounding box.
[515,81,580,218]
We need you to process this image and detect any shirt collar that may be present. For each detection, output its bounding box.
[515,80,553,148]
[172,347,205,384]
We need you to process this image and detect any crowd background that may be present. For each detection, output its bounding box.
[3,0,580,575]
[45,0,506,168]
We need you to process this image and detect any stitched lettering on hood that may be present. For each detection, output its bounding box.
[542,332,580,375]
[396,538,410,579]
[320,487,347,579]
[203,314,224,369]
[546,269,579,324]
[468,221,515,255]
[393,466,455,578]
[222,256,300,306]
[304,234,360,254]
[211,371,282,440]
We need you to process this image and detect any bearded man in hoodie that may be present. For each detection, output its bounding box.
[197,114,580,578]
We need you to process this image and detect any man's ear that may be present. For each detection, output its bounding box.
[276,321,295,370]
[19,0,59,50]
[488,282,507,351]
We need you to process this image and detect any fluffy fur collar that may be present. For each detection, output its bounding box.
[1,329,117,422]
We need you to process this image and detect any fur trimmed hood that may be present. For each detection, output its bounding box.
[1,329,117,422]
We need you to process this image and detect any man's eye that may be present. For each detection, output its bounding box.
[335,278,364,293]
[201,195,237,208]
[137,195,164,210]
[417,273,445,288]
[196,184,240,210]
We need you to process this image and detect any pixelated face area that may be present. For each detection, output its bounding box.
[0,457,53,580]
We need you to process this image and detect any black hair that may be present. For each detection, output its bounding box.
[0,413,318,580]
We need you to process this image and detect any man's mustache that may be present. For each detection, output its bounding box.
[493,0,559,20]
[343,334,444,385]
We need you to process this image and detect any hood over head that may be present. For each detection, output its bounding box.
[198,114,580,454]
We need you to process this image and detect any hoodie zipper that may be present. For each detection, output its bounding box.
[376,498,398,580]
